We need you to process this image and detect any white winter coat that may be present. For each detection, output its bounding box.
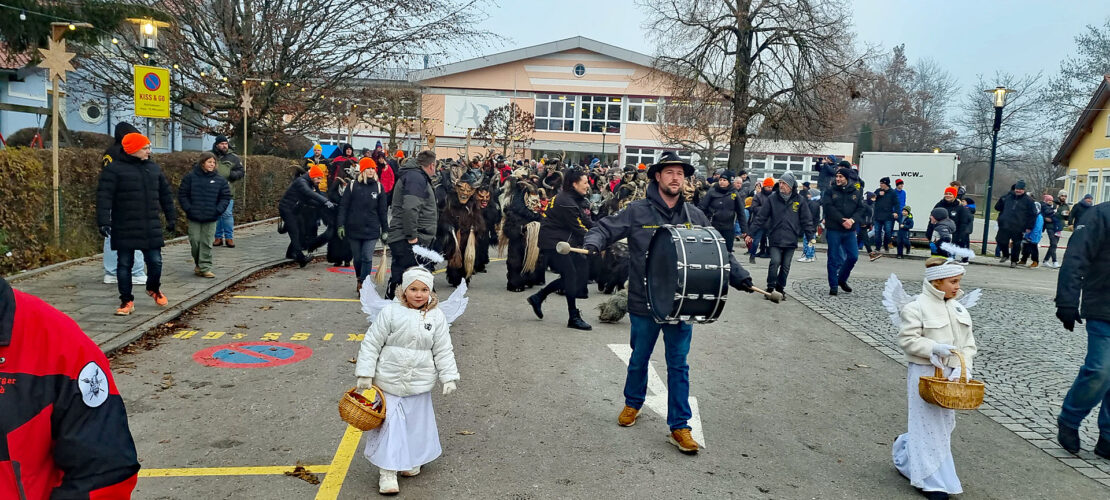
[355,302,460,397]
[898,282,977,372]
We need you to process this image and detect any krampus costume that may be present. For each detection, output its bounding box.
[475,186,500,273]
[440,171,486,287]
[502,173,543,292]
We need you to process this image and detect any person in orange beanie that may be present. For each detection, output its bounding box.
[96,132,176,315]
[279,161,334,267]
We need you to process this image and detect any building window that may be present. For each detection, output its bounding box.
[1102,171,1110,205]
[579,95,621,133]
[80,101,105,124]
[1088,171,1099,200]
[573,64,586,77]
[534,94,576,132]
[625,147,656,166]
[151,121,169,149]
[627,97,659,123]
[1069,169,1078,203]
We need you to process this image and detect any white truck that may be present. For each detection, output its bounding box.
[857,152,960,238]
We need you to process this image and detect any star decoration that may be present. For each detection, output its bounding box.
[37,38,76,83]
[241,88,253,114]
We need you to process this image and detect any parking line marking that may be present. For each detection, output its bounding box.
[139,464,330,477]
[314,421,368,499]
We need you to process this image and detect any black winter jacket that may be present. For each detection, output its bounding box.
[995,190,1037,232]
[1056,202,1110,322]
[212,148,245,184]
[752,191,815,248]
[1070,200,1093,227]
[539,190,593,250]
[873,188,898,222]
[338,179,389,240]
[96,154,176,250]
[387,160,438,246]
[178,164,232,223]
[927,198,972,240]
[584,182,752,316]
[278,174,330,213]
[821,182,866,232]
[698,185,746,233]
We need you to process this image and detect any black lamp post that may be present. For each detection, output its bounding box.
[980,86,1012,255]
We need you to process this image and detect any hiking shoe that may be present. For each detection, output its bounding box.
[201,271,216,278]
[669,428,699,454]
[213,238,224,247]
[225,239,235,248]
[829,287,838,296]
[998,256,1008,263]
[839,282,853,293]
[147,290,169,306]
[399,466,421,477]
[115,301,135,316]
[1009,261,1016,268]
[1058,420,1081,454]
[194,267,203,276]
[618,406,640,427]
[1030,262,1039,268]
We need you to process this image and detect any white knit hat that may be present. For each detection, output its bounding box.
[400,266,434,294]
[924,263,965,282]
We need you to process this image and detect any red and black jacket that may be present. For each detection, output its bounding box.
[1,279,139,499]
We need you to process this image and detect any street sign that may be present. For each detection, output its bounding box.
[193,342,312,369]
[133,65,170,118]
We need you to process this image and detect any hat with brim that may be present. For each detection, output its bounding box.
[647,151,695,178]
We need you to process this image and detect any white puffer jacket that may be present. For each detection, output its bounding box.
[898,282,977,371]
[355,302,460,397]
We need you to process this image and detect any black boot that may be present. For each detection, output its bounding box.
[567,309,592,330]
[527,292,546,319]
[1095,434,1110,459]
[1058,420,1081,454]
[776,287,787,301]
[839,281,853,293]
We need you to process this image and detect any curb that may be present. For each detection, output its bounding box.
[5,217,279,283]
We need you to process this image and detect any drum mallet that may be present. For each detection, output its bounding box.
[556,241,591,255]
[750,285,783,303]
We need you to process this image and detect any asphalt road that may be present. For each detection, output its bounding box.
[111,252,1107,499]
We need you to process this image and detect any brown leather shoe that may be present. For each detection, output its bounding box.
[213,238,223,247]
[669,428,699,454]
[617,406,639,427]
[225,238,235,248]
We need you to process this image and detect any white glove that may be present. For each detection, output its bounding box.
[929,354,947,371]
[356,377,373,390]
[442,381,457,395]
[931,343,957,357]
[947,364,971,382]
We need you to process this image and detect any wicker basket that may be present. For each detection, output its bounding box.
[338,387,386,431]
[918,350,984,410]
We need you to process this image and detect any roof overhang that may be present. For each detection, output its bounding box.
[1053,75,1110,167]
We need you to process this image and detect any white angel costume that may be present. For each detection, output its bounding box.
[356,268,468,472]
[882,260,981,495]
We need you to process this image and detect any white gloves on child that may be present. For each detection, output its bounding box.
[442,381,457,395]
[947,365,971,382]
[931,343,957,357]
[357,377,374,390]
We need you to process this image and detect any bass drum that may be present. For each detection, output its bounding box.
[645,225,729,324]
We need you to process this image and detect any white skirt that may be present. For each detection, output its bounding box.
[363,390,442,471]
[892,363,963,494]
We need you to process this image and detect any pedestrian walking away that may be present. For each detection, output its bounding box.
[822,167,866,296]
[211,134,244,248]
[95,132,176,316]
[751,172,814,300]
[584,151,755,455]
[385,151,439,299]
[1055,201,1110,460]
[178,152,232,278]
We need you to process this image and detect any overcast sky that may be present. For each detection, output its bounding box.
[468,0,1110,92]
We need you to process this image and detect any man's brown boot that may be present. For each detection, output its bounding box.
[669,428,699,454]
[225,238,235,248]
[213,238,223,247]
[617,406,639,427]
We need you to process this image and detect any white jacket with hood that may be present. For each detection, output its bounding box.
[355,302,460,397]
[897,282,978,371]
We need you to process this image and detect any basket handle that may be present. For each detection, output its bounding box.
[933,349,968,382]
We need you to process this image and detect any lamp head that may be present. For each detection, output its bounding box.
[985,86,1012,108]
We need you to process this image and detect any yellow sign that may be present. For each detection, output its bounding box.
[133,65,170,118]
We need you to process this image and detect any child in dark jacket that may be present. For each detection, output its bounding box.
[897,206,914,258]
[930,207,956,258]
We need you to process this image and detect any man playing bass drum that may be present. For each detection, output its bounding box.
[583,152,755,455]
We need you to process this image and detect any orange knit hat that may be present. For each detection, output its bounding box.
[944,186,958,197]
[358,157,376,172]
[122,133,151,155]
[394,150,405,159]
[308,163,326,178]
[762,177,775,188]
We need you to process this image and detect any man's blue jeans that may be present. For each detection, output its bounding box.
[825,229,858,289]
[625,314,693,430]
[875,220,894,249]
[116,248,162,303]
[215,199,235,240]
[1060,319,1110,435]
[103,236,145,278]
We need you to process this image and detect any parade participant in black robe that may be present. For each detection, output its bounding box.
[503,179,542,291]
[475,186,499,273]
[440,171,486,287]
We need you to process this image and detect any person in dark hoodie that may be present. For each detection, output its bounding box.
[814,156,840,191]
[751,172,814,299]
[928,186,972,263]
[822,167,866,296]
[278,164,335,267]
[873,177,899,253]
[1070,193,1094,228]
[178,152,232,279]
[746,177,776,262]
[385,151,439,299]
[698,170,746,253]
[100,122,147,286]
[211,135,244,248]
[994,180,1037,267]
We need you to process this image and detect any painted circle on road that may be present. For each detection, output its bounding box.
[193,341,312,368]
[143,72,161,91]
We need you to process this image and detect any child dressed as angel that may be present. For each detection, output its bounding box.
[355,266,460,495]
[885,252,979,500]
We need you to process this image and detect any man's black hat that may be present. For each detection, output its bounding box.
[648,151,695,178]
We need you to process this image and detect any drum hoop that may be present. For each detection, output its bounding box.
[673,225,688,320]
[710,226,727,320]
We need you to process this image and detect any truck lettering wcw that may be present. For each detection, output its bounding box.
[897,172,923,177]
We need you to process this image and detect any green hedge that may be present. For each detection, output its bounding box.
[0,147,302,275]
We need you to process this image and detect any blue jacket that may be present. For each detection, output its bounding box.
[1025,214,1044,244]
[895,189,907,214]
[898,214,914,233]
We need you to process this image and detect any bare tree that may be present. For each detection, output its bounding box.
[73,0,489,150]
[351,85,422,151]
[1015,138,1066,198]
[1043,18,1110,137]
[953,71,1050,169]
[473,102,535,158]
[895,58,958,152]
[641,0,870,174]
[655,94,731,174]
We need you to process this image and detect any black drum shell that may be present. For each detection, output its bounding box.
[645,225,729,324]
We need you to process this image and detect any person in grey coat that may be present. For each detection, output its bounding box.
[385,151,439,299]
[751,172,814,298]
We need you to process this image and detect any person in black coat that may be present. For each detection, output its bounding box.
[872,177,899,252]
[338,158,389,292]
[698,170,746,253]
[928,186,973,262]
[527,169,595,330]
[475,185,500,273]
[821,168,866,295]
[99,122,147,284]
[994,180,1037,266]
[752,172,814,297]
[178,152,231,279]
[279,165,334,267]
[95,133,175,314]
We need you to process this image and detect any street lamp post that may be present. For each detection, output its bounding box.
[979,86,1012,255]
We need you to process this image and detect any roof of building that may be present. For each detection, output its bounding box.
[408,36,656,83]
[0,44,33,71]
[1053,74,1110,167]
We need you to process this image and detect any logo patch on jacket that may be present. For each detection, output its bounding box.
[792,201,800,212]
[730,193,737,200]
[78,361,109,408]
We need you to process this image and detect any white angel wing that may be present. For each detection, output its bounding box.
[940,242,975,261]
[439,280,470,325]
[881,273,916,328]
[359,281,393,323]
[957,288,983,309]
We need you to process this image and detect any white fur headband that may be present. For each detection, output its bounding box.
[924,263,965,282]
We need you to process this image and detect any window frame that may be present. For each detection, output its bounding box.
[626,97,660,124]
[578,95,622,134]
[534,93,577,132]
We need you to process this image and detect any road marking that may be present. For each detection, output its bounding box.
[315,391,373,499]
[608,344,706,448]
[139,464,330,477]
[233,295,360,302]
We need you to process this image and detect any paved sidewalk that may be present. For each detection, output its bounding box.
[8,220,289,354]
